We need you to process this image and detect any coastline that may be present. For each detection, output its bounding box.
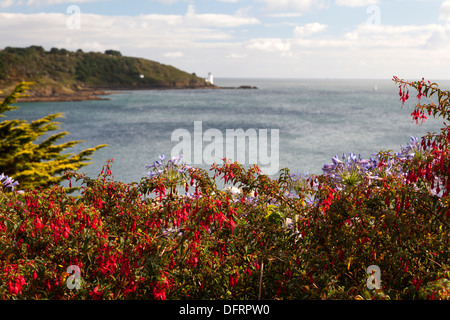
[7,85,258,103]
[12,89,114,103]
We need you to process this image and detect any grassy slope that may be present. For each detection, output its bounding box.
[0,46,213,97]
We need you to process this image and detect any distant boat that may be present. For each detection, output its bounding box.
[373,84,378,92]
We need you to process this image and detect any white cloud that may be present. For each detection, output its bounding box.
[265,12,304,18]
[290,22,450,53]
[1,0,12,7]
[164,51,184,58]
[184,5,260,28]
[335,0,379,7]
[0,1,260,29]
[0,6,258,48]
[155,0,179,4]
[257,0,314,12]
[0,12,233,53]
[350,23,448,48]
[1,0,111,7]
[226,53,248,58]
[294,22,328,38]
[424,30,448,49]
[439,0,450,21]
[1,1,450,79]
[25,0,107,5]
[0,0,22,7]
[246,38,291,52]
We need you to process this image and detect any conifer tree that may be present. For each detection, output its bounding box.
[0,82,107,190]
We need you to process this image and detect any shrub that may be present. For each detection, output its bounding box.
[0,82,106,190]
[0,76,448,300]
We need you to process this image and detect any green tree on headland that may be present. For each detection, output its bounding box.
[0,46,213,98]
[0,82,107,190]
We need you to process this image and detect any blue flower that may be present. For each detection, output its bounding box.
[322,164,335,173]
[0,173,19,191]
[169,155,183,165]
[145,154,190,184]
[396,136,422,160]
[322,151,379,188]
[331,155,342,165]
[146,160,163,169]
[349,152,357,162]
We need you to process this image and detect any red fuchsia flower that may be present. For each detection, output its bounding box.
[344,219,352,227]
[398,84,410,105]
[34,216,43,232]
[320,187,336,213]
[155,184,166,202]
[284,270,293,279]
[7,282,16,295]
[63,226,70,239]
[153,285,167,300]
[411,108,427,126]
[169,256,175,270]
[338,249,344,261]
[412,277,423,290]
[92,216,98,230]
[153,273,169,300]
[228,218,236,232]
[8,275,26,295]
[229,271,239,287]
[214,210,227,228]
[123,281,137,296]
[243,265,252,276]
[89,286,103,299]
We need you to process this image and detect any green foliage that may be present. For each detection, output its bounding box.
[74,51,206,87]
[0,82,107,190]
[0,77,448,300]
[0,46,212,95]
[104,50,122,57]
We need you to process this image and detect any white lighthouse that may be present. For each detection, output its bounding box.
[206,72,214,85]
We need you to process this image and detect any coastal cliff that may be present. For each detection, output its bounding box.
[0,46,216,102]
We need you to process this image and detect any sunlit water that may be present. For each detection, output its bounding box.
[9,78,449,185]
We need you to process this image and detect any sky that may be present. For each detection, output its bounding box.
[0,0,449,80]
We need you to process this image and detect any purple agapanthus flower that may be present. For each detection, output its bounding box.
[396,136,421,160]
[321,152,378,188]
[145,154,191,181]
[0,173,19,191]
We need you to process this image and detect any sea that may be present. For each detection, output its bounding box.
[9,78,449,186]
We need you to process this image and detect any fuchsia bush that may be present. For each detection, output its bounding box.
[0,77,449,300]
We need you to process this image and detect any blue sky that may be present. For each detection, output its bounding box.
[1,0,449,79]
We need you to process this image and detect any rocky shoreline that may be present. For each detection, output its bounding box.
[8,85,258,103]
[11,89,112,102]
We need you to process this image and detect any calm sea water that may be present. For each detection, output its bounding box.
[9,78,449,184]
